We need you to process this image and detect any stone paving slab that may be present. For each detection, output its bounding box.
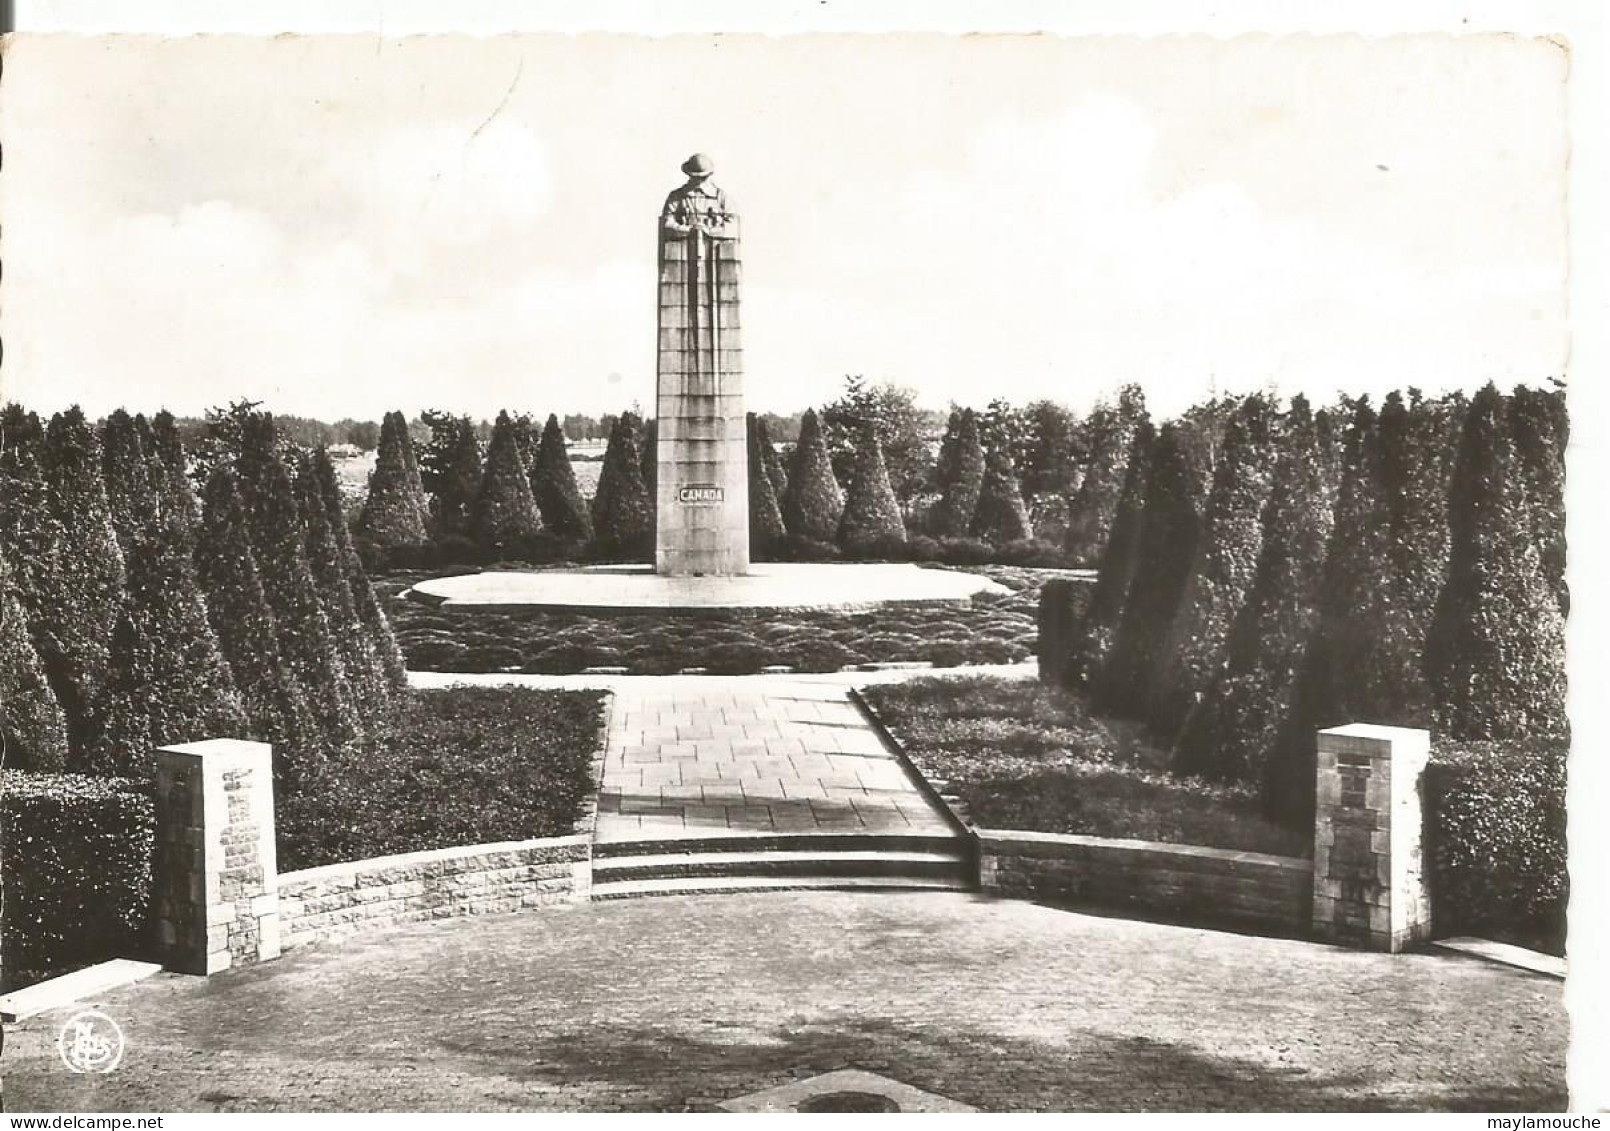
[594,677,957,843]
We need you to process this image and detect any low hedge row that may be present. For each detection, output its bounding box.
[1,773,156,990]
[1426,739,1568,955]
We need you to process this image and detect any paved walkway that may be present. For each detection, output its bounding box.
[597,676,954,842]
[5,892,1567,1112]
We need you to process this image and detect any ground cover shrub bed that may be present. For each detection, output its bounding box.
[0,773,156,990]
[384,565,1061,675]
[862,675,1310,858]
[275,687,604,872]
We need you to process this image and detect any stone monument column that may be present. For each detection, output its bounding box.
[655,153,749,576]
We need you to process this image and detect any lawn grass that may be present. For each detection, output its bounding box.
[862,675,1311,858]
[380,565,1052,675]
[276,687,604,871]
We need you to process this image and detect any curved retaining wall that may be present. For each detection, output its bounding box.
[278,835,591,950]
[976,828,1313,937]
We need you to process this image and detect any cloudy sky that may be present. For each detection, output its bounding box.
[0,33,1569,421]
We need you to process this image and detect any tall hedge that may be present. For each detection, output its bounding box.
[1066,418,1154,688]
[1153,395,1276,742]
[1174,398,1334,803]
[748,413,787,558]
[1509,384,1568,614]
[1095,423,1199,720]
[359,411,431,553]
[471,409,544,556]
[39,408,128,758]
[0,774,155,990]
[591,412,653,560]
[1,571,71,772]
[195,466,323,791]
[1426,384,1567,741]
[838,422,906,550]
[782,408,844,544]
[932,407,985,537]
[969,443,1034,545]
[89,519,248,779]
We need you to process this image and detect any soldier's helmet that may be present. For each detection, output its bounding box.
[681,153,715,178]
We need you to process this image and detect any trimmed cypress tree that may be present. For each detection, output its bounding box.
[298,452,386,734]
[1155,395,1278,747]
[471,410,543,556]
[311,448,408,692]
[146,410,202,554]
[838,422,906,549]
[195,466,324,790]
[1175,396,1334,791]
[359,412,431,553]
[639,417,658,497]
[512,412,539,474]
[1067,418,1155,689]
[531,413,593,542]
[756,416,788,500]
[89,513,247,779]
[429,416,484,539]
[932,408,986,537]
[1426,384,1567,740]
[38,408,127,758]
[747,413,787,559]
[1,560,71,772]
[591,412,653,560]
[781,408,844,544]
[101,409,156,554]
[1065,385,1147,566]
[236,414,360,753]
[0,409,65,636]
[392,412,432,531]
[1094,423,1199,720]
[970,443,1034,545]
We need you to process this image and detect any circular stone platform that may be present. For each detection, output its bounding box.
[403,562,1008,612]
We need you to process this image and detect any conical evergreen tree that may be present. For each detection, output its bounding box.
[837,422,906,549]
[195,466,324,791]
[0,408,65,638]
[747,414,787,559]
[1065,385,1147,566]
[391,412,432,531]
[236,414,360,753]
[639,418,658,497]
[38,408,127,759]
[298,452,385,735]
[1095,423,1200,720]
[1426,384,1567,740]
[511,412,539,475]
[359,412,431,553]
[1067,418,1155,689]
[472,410,543,556]
[970,443,1034,544]
[1,555,71,772]
[101,409,156,554]
[1174,397,1334,795]
[756,416,788,499]
[932,408,986,537]
[89,513,247,779]
[781,409,844,544]
[591,412,653,560]
[311,448,407,691]
[430,416,483,539]
[1155,395,1278,749]
[148,410,202,552]
[531,413,593,541]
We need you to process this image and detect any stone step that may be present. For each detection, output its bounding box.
[593,831,969,859]
[591,874,973,901]
[593,848,968,884]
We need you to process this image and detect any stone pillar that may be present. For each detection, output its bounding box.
[153,739,280,975]
[655,154,749,576]
[1311,723,1431,952]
